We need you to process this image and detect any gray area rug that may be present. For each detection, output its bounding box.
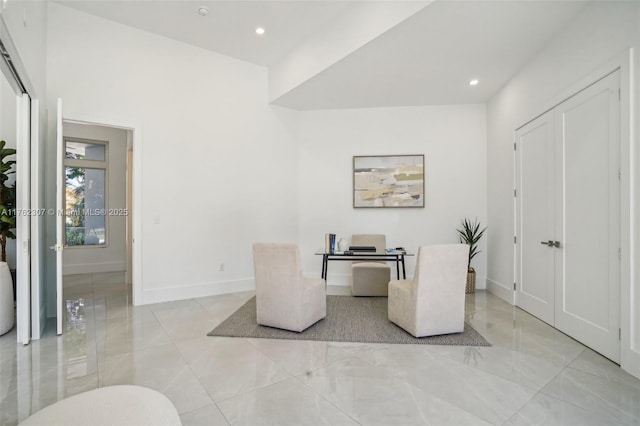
[208,296,490,346]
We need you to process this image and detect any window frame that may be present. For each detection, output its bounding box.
[63,137,110,248]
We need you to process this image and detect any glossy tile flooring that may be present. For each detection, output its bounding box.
[1,272,640,425]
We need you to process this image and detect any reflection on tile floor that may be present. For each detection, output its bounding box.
[2,272,640,425]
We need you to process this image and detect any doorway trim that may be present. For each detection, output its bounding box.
[61,113,143,306]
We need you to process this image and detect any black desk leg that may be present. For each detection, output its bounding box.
[401,255,406,279]
[395,258,400,280]
[321,254,328,280]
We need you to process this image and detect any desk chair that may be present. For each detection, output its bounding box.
[351,234,391,296]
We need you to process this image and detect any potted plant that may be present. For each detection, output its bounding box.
[456,218,486,293]
[0,140,15,307]
[0,140,16,262]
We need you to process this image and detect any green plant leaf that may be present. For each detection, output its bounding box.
[456,217,487,269]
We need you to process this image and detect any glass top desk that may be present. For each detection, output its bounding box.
[315,250,413,280]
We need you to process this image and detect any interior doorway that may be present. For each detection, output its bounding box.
[0,45,42,344]
[0,56,20,339]
[515,70,621,362]
[60,122,133,318]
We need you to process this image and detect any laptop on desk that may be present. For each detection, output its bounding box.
[348,246,377,252]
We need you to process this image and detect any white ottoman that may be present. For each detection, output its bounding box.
[20,385,182,426]
[0,261,14,336]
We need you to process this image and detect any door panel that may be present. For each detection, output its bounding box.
[515,110,555,325]
[555,71,620,362]
[30,99,44,340]
[55,98,63,335]
[16,93,31,344]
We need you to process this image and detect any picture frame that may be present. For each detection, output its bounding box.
[353,154,425,208]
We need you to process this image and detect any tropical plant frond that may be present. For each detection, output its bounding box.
[0,152,16,159]
[456,217,487,269]
[0,215,15,224]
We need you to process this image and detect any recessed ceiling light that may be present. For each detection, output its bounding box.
[255,27,266,36]
[469,79,479,86]
[198,7,208,16]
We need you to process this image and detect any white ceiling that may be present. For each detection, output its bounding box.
[274,0,589,109]
[55,0,590,109]
[55,0,354,66]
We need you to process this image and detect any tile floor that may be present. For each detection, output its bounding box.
[1,271,640,425]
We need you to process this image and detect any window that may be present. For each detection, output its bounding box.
[64,139,108,247]
[66,141,106,161]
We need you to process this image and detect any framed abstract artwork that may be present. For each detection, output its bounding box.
[353,154,425,208]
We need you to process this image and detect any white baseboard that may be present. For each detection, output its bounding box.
[140,278,255,305]
[475,274,486,290]
[486,278,514,305]
[322,273,351,288]
[622,351,640,380]
[63,261,126,275]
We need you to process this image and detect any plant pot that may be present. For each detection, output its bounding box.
[1,262,14,335]
[10,268,16,301]
[465,268,476,294]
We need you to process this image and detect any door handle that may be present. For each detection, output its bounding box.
[540,240,561,248]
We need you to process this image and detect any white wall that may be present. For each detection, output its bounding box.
[0,0,47,99]
[46,3,299,305]
[487,1,640,377]
[62,123,127,275]
[297,105,487,285]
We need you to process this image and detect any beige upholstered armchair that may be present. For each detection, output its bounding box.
[252,243,326,332]
[388,244,470,337]
[351,234,391,296]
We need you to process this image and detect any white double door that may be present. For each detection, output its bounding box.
[515,71,620,362]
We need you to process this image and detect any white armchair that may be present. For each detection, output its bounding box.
[388,244,470,337]
[252,243,326,332]
[351,234,391,296]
